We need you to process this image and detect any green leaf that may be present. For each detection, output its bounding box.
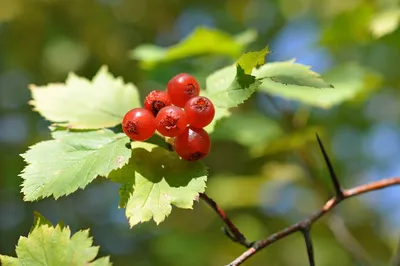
[206,64,261,108]
[255,62,373,108]
[370,8,400,38]
[130,27,245,69]
[210,111,283,154]
[0,213,111,266]
[205,46,268,109]
[29,66,140,129]
[204,106,231,134]
[237,46,270,74]
[20,129,131,201]
[253,59,333,88]
[30,211,53,233]
[109,142,208,227]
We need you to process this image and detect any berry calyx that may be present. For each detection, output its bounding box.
[184,96,215,128]
[144,90,172,116]
[155,106,188,137]
[174,127,211,161]
[167,73,200,107]
[122,108,156,141]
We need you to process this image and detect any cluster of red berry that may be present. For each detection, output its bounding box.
[122,73,215,161]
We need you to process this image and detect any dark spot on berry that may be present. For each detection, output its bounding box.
[152,100,166,116]
[193,98,208,112]
[124,121,138,134]
[185,84,196,96]
[188,152,204,161]
[161,116,179,131]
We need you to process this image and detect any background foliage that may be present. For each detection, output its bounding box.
[1,0,400,265]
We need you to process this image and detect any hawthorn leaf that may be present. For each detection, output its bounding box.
[0,213,111,266]
[109,142,208,227]
[256,62,372,108]
[206,65,261,108]
[253,59,333,88]
[20,129,131,201]
[205,46,268,108]
[238,46,270,74]
[130,27,245,68]
[29,66,140,129]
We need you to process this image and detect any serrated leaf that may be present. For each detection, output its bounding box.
[253,59,333,88]
[20,129,131,201]
[29,66,140,129]
[0,213,111,266]
[210,111,283,154]
[238,46,269,74]
[205,46,268,109]
[30,211,53,233]
[109,142,208,227]
[206,64,261,108]
[255,62,371,108]
[0,255,19,266]
[130,27,245,69]
[370,8,400,38]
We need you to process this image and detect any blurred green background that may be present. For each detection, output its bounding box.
[1,0,400,265]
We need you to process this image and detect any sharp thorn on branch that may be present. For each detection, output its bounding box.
[316,133,344,199]
[301,228,315,266]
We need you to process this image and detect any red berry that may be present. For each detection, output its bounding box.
[155,106,188,137]
[122,108,156,141]
[144,90,172,116]
[166,73,200,107]
[174,127,211,161]
[184,96,215,128]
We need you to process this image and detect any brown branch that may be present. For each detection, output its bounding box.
[226,176,400,266]
[199,193,253,248]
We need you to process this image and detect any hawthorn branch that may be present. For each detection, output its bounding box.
[226,176,400,266]
[316,133,344,199]
[301,228,315,266]
[199,193,253,248]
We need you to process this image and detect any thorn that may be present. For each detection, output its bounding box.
[301,228,315,266]
[316,133,344,199]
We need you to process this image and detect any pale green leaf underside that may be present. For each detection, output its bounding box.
[130,27,245,68]
[110,142,208,227]
[255,61,368,108]
[0,213,111,266]
[21,129,131,201]
[29,66,140,129]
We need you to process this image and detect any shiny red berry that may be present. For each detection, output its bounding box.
[184,96,215,128]
[155,106,188,137]
[166,73,200,107]
[144,90,172,116]
[122,108,156,141]
[174,127,211,161]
